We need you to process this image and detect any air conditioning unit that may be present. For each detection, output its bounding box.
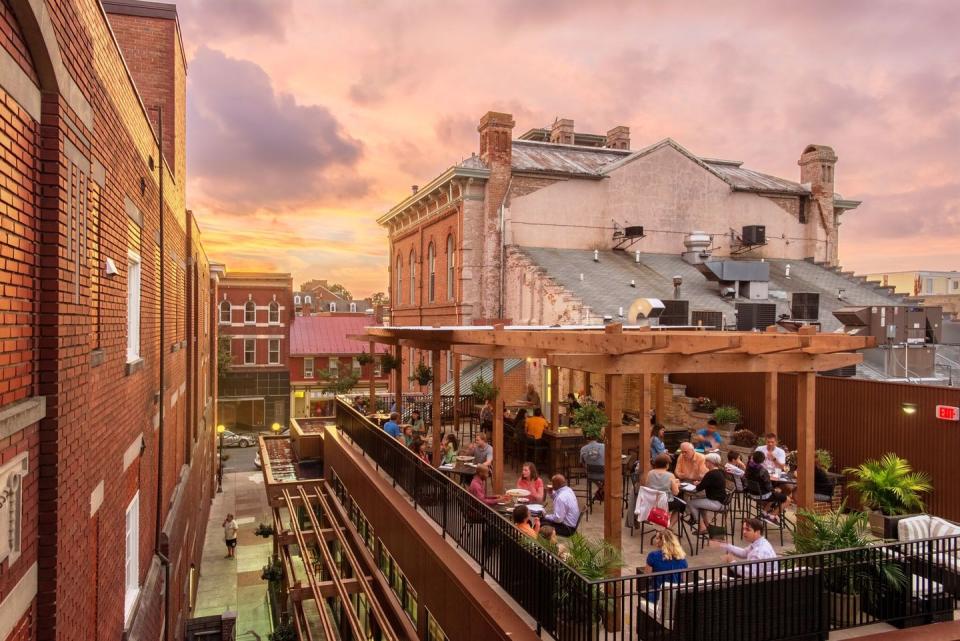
[735,303,777,331]
[659,300,690,326]
[791,293,820,321]
[742,225,766,245]
[624,225,644,238]
[691,310,724,329]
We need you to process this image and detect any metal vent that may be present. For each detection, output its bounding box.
[791,292,821,321]
[691,310,724,329]
[735,303,777,331]
[821,365,856,378]
[659,300,689,326]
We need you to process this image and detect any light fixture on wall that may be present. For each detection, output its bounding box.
[901,402,917,415]
[104,257,119,276]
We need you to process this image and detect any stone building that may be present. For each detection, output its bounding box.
[0,1,216,640]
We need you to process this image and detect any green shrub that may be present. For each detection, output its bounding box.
[845,453,932,515]
[712,405,741,425]
[572,404,607,440]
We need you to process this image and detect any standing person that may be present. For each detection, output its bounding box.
[650,425,667,462]
[755,433,787,473]
[566,392,581,412]
[542,475,580,536]
[223,513,239,559]
[480,399,494,432]
[715,518,778,577]
[383,412,402,439]
[524,408,549,439]
[525,383,541,409]
[694,420,723,451]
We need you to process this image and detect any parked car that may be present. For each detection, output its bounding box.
[220,430,255,448]
[254,452,262,469]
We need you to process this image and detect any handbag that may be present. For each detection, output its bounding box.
[646,507,670,528]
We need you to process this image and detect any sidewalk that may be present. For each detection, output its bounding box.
[194,467,275,640]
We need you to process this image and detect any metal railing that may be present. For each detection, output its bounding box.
[334,398,960,641]
[342,392,476,427]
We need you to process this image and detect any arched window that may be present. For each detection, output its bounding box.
[294,295,301,305]
[427,242,436,303]
[268,301,279,324]
[305,295,312,304]
[409,250,416,305]
[219,300,231,324]
[349,302,357,313]
[244,300,256,324]
[395,255,402,305]
[446,235,455,301]
[329,302,337,312]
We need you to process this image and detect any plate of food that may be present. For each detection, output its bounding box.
[526,504,544,513]
[505,488,531,498]
[456,455,473,462]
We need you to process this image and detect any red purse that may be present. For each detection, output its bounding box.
[646,507,670,528]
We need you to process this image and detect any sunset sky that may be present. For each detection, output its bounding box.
[180,0,959,297]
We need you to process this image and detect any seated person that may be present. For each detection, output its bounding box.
[724,451,746,490]
[411,438,430,464]
[643,453,685,524]
[516,461,545,503]
[755,433,787,473]
[542,475,580,537]
[694,419,723,451]
[525,408,549,439]
[715,517,778,577]
[354,397,367,414]
[687,453,727,535]
[566,392,581,413]
[441,433,459,466]
[467,433,494,465]
[512,409,527,437]
[382,412,402,439]
[674,442,708,482]
[538,525,569,560]
[512,504,540,538]
[580,432,605,467]
[479,399,494,431]
[745,450,787,524]
[650,425,667,462]
[644,530,688,602]
[401,424,415,447]
[814,460,835,502]
[410,409,425,434]
[469,464,500,506]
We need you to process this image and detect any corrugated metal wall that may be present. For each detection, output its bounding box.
[674,374,960,521]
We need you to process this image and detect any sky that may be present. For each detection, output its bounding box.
[179,0,960,297]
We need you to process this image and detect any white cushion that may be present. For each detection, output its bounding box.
[932,552,960,573]
[911,574,945,597]
[898,515,931,541]
[637,593,672,630]
[929,516,960,539]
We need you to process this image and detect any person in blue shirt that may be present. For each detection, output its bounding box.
[383,412,402,439]
[650,425,667,462]
[694,419,723,452]
[643,529,688,602]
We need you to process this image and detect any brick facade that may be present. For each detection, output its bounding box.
[0,2,215,640]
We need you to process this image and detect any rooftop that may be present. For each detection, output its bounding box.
[289,315,388,356]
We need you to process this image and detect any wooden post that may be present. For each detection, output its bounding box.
[393,344,403,417]
[549,365,560,427]
[764,372,778,435]
[653,373,664,425]
[604,373,624,559]
[795,372,816,510]
[566,368,574,398]
[452,353,461,435]
[639,373,652,476]
[432,349,442,464]
[368,341,376,411]
[585,372,592,399]
[492,358,505,494]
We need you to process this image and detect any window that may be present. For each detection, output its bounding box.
[925,278,934,294]
[396,255,402,305]
[427,242,435,303]
[126,252,141,363]
[352,357,362,378]
[952,280,959,291]
[446,351,453,381]
[329,302,337,312]
[244,300,256,324]
[268,339,280,365]
[268,301,279,324]
[409,250,416,305]
[124,493,140,623]
[219,300,231,324]
[305,296,312,305]
[374,358,382,378]
[244,339,256,364]
[295,295,302,305]
[304,357,314,378]
[350,302,357,313]
[329,357,339,379]
[447,235,455,301]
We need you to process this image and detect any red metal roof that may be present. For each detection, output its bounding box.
[289,316,387,356]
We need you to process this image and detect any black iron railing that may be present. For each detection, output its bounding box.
[334,398,960,641]
[342,393,476,427]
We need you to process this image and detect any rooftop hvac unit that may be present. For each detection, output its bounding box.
[735,302,777,331]
[627,297,664,324]
[742,225,766,245]
[791,292,821,321]
[659,300,690,326]
[833,306,870,327]
[691,310,724,330]
[623,225,644,238]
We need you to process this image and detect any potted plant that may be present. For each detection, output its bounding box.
[785,449,833,472]
[790,504,906,626]
[729,428,757,459]
[269,622,297,641]
[470,376,498,403]
[356,351,374,366]
[409,362,432,387]
[692,396,715,413]
[380,353,400,373]
[845,454,932,539]
[261,559,283,582]
[712,405,740,429]
[550,533,625,633]
[572,404,607,441]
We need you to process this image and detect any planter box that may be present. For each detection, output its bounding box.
[867,511,919,540]
[831,591,862,627]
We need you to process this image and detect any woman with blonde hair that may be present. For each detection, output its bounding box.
[643,529,688,602]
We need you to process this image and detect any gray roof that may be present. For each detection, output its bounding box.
[515,247,902,332]
[439,358,523,396]
[510,140,630,176]
[702,159,809,195]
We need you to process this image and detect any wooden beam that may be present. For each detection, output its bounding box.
[451,344,552,359]
[432,350,442,465]
[653,373,664,425]
[604,373,624,560]
[549,365,559,426]
[393,344,403,416]
[547,352,863,375]
[585,372,592,399]
[452,352,461,434]
[492,358,505,495]
[399,338,456,352]
[368,341,376,412]
[639,374,652,476]
[795,372,816,510]
[764,372,778,436]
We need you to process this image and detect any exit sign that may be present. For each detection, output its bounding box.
[937,405,960,421]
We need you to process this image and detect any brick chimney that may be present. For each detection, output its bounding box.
[798,144,839,265]
[606,126,630,150]
[549,118,575,145]
[373,304,384,324]
[477,111,515,319]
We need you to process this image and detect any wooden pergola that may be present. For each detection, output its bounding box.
[356,324,875,554]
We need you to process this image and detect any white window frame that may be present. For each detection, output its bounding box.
[244,301,256,324]
[374,358,383,378]
[125,492,141,623]
[268,338,280,365]
[427,242,436,303]
[294,295,302,305]
[396,256,402,305]
[304,357,314,379]
[409,250,416,305]
[268,301,280,324]
[447,235,455,301]
[352,357,362,378]
[219,300,231,324]
[329,357,339,380]
[244,338,256,365]
[925,278,934,294]
[305,295,312,305]
[350,302,357,313]
[329,302,337,313]
[126,251,141,363]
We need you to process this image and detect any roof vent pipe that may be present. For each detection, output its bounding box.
[411,185,419,194]
[635,250,641,263]
[593,249,599,262]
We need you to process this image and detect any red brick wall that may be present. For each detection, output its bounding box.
[289,355,388,385]
[0,0,37,85]
[218,281,292,371]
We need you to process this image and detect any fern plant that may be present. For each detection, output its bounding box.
[409,362,432,386]
[380,353,401,373]
[844,453,932,516]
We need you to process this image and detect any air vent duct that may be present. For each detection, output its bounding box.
[627,298,665,325]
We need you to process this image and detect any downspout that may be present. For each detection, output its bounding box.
[498,176,513,319]
[152,105,171,641]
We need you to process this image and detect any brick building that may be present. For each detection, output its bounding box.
[0,1,216,640]
[288,315,389,418]
[216,271,293,430]
[295,279,374,316]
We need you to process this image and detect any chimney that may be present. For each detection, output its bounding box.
[478,111,515,166]
[411,185,419,194]
[477,111,515,319]
[374,304,384,324]
[606,126,630,150]
[798,144,837,197]
[798,144,840,266]
[549,118,575,145]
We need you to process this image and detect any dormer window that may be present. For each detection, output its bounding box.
[350,302,357,313]
[329,302,337,312]
[294,295,302,305]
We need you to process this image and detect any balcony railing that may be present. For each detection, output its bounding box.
[334,398,960,641]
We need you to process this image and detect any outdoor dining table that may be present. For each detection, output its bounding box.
[368,413,390,426]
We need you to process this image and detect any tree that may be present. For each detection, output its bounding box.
[370,292,389,306]
[328,283,352,300]
[217,336,232,383]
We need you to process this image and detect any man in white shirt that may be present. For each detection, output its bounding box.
[755,433,787,473]
[714,517,778,577]
[543,474,580,537]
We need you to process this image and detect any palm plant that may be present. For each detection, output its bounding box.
[844,454,932,516]
[563,533,624,579]
[552,533,625,627]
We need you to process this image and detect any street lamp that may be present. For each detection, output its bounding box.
[271,422,282,434]
[216,424,226,493]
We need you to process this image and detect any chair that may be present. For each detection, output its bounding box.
[522,436,548,468]
[744,478,790,545]
[694,489,737,553]
[585,464,606,514]
[632,486,692,553]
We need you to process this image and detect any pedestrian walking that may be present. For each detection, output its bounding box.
[223,513,239,559]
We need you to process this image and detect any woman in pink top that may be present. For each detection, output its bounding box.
[516,461,545,503]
